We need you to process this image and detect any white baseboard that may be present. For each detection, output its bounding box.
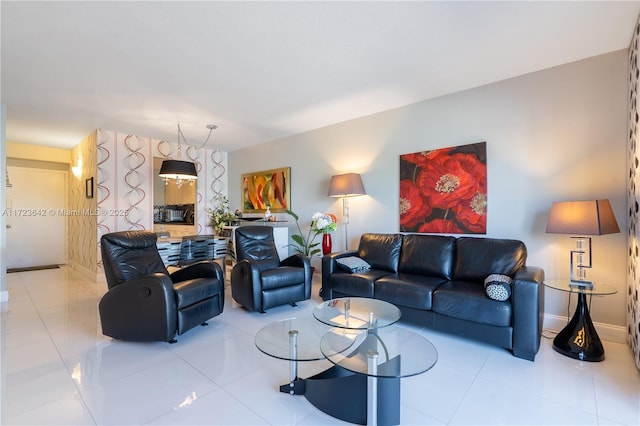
[66,261,105,283]
[543,313,627,344]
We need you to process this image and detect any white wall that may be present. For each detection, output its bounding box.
[229,50,628,329]
[1,105,7,301]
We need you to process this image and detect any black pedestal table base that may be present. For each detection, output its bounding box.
[279,358,401,425]
[553,292,605,362]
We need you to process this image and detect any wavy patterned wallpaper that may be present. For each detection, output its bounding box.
[67,129,228,278]
[628,17,640,370]
[68,131,98,275]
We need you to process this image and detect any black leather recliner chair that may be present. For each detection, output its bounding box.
[231,226,311,313]
[99,230,225,342]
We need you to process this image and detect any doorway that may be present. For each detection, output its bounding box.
[5,165,67,269]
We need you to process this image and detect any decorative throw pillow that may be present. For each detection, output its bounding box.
[336,256,371,273]
[484,274,512,301]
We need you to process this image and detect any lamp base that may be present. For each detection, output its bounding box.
[553,293,604,362]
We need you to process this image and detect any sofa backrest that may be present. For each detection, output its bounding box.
[453,237,527,282]
[357,233,403,273]
[399,234,456,279]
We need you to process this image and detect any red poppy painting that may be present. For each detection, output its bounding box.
[400,142,487,234]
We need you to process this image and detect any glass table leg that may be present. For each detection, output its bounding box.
[366,349,378,426]
[288,330,298,394]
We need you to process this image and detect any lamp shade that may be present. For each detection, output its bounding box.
[158,160,197,180]
[327,173,366,197]
[545,199,620,235]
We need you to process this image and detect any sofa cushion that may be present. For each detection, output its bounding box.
[336,256,371,273]
[261,267,306,290]
[432,280,512,327]
[453,237,526,282]
[327,269,391,298]
[252,258,282,272]
[484,274,512,301]
[357,233,403,273]
[173,278,222,309]
[398,234,456,279]
[374,273,448,310]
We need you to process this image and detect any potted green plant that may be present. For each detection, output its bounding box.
[285,209,337,257]
[285,209,322,257]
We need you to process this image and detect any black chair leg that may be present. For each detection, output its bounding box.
[169,339,177,344]
[290,302,298,307]
[201,322,209,326]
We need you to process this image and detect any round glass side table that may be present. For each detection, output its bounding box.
[544,280,617,362]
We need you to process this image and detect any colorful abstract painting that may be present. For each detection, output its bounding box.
[242,167,290,213]
[399,142,487,234]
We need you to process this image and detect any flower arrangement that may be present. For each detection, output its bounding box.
[311,212,338,234]
[285,210,337,257]
[206,195,235,235]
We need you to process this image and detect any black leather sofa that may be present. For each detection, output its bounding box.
[322,233,545,361]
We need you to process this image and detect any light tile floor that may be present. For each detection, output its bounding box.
[1,266,639,425]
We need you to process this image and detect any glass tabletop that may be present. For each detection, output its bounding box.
[313,297,402,330]
[254,317,339,361]
[543,279,617,296]
[320,327,438,378]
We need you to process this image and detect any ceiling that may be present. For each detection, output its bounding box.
[2,1,639,152]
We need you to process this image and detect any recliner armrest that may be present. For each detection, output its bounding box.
[99,273,178,342]
[230,259,263,312]
[280,253,310,268]
[108,273,175,301]
[170,260,224,283]
[281,254,312,295]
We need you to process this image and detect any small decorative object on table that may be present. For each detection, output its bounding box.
[322,234,332,256]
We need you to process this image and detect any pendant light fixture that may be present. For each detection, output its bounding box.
[159,123,217,188]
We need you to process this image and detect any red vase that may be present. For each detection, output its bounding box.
[322,233,332,255]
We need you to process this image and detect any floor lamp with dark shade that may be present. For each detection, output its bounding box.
[545,199,620,287]
[328,173,366,250]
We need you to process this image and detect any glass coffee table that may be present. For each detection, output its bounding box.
[255,317,349,395]
[255,297,438,425]
[314,297,401,329]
